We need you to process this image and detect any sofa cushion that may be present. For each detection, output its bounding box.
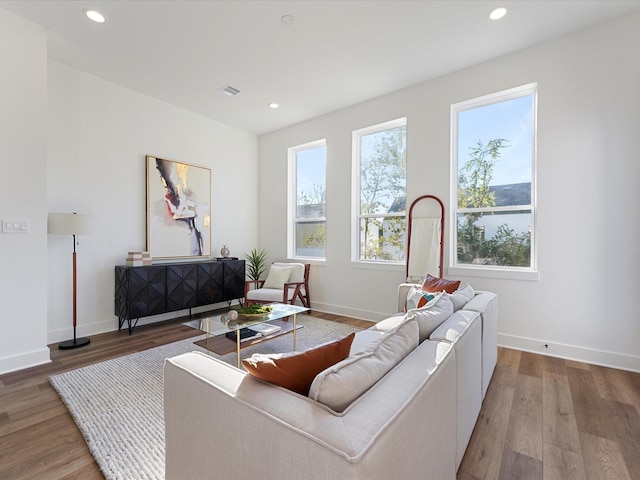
[422,274,460,294]
[406,285,439,310]
[409,293,454,342]
[241,332,355,395]
[447,283,475,311]
[262,265,293,289]
[308,315,419,412]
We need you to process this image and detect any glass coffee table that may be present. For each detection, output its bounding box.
[183,304,309,368]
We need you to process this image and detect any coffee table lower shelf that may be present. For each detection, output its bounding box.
[193,319,303,356]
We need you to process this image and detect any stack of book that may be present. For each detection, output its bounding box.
[126,251,152,266]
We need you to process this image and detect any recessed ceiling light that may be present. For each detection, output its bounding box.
[84,9,106,23]
[489,7,507,20]
[268,103,279,109]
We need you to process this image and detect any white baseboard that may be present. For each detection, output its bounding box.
[498,333,640,373]
[0,347,51,375]
[309,301,386,323]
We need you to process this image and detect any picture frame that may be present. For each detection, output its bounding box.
[146,155,212,260]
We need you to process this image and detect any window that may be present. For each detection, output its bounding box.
[451,83,537,277]
[288,140,326,259]
[353,118,407,263]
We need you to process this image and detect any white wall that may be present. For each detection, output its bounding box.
[0,10,50,374]
[46,61,259,344]
[259,13,640,372]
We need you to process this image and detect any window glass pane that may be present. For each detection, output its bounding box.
[456,210,532,267]
[360,126,406,215]
[458,95,532,208]
[291,142,325,259]
[359,216,406,262]
[296,146,326,219]
[295,221,325,258]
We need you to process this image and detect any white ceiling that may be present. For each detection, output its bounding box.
[2,0,640,135]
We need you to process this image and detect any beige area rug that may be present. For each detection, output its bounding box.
[49,315,363,480]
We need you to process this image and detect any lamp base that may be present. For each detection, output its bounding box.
[59,337,91,350]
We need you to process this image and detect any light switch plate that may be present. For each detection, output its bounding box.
[2,219,29,234]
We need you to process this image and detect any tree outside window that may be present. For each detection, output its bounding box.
[354,119,407,262]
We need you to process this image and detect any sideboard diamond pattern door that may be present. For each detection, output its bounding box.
[167,264,198,311]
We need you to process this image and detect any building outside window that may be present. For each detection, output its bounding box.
[451,83,537,276]
[353,118,407,263]
[288,140,326,259]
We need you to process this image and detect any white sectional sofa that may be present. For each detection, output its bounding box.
[164,284,498,479]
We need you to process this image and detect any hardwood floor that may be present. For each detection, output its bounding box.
[458,349,640,480]
[1,313,638,479]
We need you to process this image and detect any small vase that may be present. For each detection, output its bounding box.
[220,245,230,258]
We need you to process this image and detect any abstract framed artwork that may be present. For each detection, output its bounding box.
[146,155,211,260]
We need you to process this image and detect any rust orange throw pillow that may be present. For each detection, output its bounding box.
[242,332,355,395]
[422,274,460,294]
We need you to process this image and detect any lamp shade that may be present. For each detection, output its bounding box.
[48,213,93,235]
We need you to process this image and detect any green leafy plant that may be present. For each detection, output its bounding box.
[235,304,273,315]
[245,248,269,281]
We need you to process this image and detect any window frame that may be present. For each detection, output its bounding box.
[287,139,327,261]
[449,83,538,281]
[351,117,407,266]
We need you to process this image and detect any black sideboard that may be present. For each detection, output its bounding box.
[115,259,245,334]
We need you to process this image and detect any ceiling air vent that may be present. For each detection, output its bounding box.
[218,85,240,97]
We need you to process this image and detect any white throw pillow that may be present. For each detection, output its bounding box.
[409,293,454,342]
[447,283,475,311]
[262,265,293,289]
[308,314,419,412]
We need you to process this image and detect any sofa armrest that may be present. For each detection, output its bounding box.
[244,279,265,299]
[462,291,498,398]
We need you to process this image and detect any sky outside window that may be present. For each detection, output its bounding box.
[296,146,326,203]
[458,95,533,187]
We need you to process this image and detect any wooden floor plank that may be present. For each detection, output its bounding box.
[458,381,515,479]
[457,471,482,480]
[591,364,632,404]
[564,359,591,371]
[498,449,543,480]
[518,351,544,378]
[607,399,640,480]
[505,374,543,461]
[542,355,568,376]
[542,442,587,480]
[580,432,631,480]
[542,371,581,453]
[567,367,617,441]
[492,347,521,386]
[617,369,640,415]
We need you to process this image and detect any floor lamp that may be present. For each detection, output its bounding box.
[48,212,92,350]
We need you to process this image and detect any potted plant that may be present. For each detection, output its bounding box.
[245,248,269,281]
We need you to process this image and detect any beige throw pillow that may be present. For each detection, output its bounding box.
[262,265,293,289]
[308,315,419,412]
[408,293,453,342]
[447,283,475,311]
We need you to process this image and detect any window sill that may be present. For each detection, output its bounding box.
[448,265,539,281]
[351,260,405,272]
[288,257,326,266]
